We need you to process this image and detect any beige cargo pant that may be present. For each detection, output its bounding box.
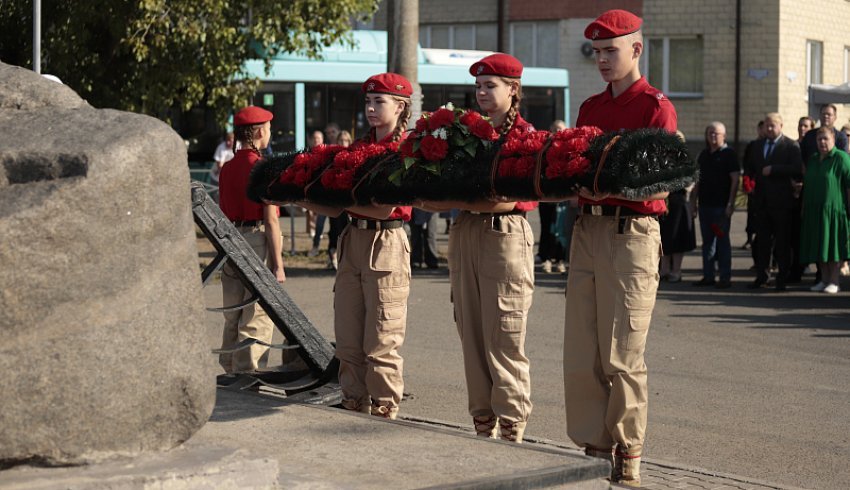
[449,212,534,425]
[334,224,411,413]
[563,213,661,457]
[219,224,277,373]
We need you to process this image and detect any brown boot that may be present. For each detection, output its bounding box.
[498,419,526,443]
[341,398,371,415]
[612,450,641,487]
[473,415,498,438]
[584,446,614,468]
[370,404,399,420]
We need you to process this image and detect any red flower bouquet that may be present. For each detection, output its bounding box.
[262,144,345,203]
[305,140,399,207]
[537,126,605,197]
[741,175,755,193]
[492,129,551,198]
[361,103,501,204]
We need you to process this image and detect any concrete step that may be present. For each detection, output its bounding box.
[187,388,611,489]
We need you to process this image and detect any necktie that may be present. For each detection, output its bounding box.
[764,139,774,159]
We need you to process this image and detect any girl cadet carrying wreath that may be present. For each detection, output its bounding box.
[421,53,537,443]
[298,73,414,419]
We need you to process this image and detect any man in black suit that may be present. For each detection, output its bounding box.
[743,112,804,291]
[800,104,849,162]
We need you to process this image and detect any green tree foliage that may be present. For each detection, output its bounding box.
[0,0,378,123]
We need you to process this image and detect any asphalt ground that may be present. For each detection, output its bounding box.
[198,209,850,489]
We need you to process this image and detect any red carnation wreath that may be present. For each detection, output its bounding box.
[538,126,604,195]
[304,139,400,207]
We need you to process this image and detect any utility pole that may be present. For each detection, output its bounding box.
[387,0,422,122]
[33,0,41,73]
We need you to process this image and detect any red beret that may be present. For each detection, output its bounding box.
[469,53,523,78]
[233,106,273,126]
[585,9,642,40]
[362,73,413,97]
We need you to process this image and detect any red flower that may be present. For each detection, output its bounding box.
[400,138,420,158]
[419,135,449,161]
[565,156,591,177]
[742,175,755,193]
[414,116,428,134]
[470,119,498,141]
[460,110,482,127]
[565,138,590,153]
[428,108,456,130]
[520,134,546,154]
[498,157,517,178]
[710,223,726,238]
[514,155,536,178]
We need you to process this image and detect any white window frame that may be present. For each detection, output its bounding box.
[420,24,481,50]
[509,22,538,66]
[508,21,559,68]
[643,36,704,98]
[806,39,823,86]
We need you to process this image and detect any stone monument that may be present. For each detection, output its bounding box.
[0,62,216,467]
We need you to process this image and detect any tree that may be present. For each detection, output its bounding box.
[0,0,379,124]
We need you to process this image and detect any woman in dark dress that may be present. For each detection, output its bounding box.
[659,130,696,282]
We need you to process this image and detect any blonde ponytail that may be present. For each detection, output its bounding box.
[498,78,523,135]
[392,97,412,142]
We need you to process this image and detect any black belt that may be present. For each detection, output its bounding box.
[580,204,653,217]
[465,210,527,218]
[352,218,404,230]
[232,219,262,227]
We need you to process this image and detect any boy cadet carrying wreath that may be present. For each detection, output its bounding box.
[563,10,677,487]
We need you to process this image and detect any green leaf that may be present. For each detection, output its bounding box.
[463,141,478,157]
[451,131,465,146]
[403,157,416,169]
[0,0,380,127]
[422,163,441,175]
[388,168,404,186]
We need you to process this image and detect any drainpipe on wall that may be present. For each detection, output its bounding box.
[734,0,742,147]
[497,0,508,52]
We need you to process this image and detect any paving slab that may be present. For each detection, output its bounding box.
[0,446,279,489]
[184,389,611,489]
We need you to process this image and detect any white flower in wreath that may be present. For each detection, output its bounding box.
[442,102,455,111]
[431,128,448,140]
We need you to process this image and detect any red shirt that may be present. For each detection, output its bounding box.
[219,149,278,221]
[508,114,539,213]
[576,76,678,214]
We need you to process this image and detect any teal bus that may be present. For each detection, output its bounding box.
[241,30,569,151]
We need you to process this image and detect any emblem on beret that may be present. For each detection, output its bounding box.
[656,92,664,100]
[367,82,375,90]
[477,65,484,75]
[592,28,600,39]
[395,84,404,90]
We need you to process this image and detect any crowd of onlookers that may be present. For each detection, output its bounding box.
[670,104,850,293]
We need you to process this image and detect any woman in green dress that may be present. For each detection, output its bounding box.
[801,127,850,294]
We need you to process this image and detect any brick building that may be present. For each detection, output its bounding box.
[645,0,850,146]
[371,0,850,146]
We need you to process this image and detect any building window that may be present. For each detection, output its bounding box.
[806,40,823,86]
[509,21,560,68]
[644,36,703,97]
[419,23,498,51]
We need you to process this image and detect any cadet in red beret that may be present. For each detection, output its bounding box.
[298,73,413,420]
[217,105,285,374]
[563,9,677,487]
[419,52,537,443]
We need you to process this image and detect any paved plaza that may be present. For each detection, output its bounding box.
[194,209,848,489]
